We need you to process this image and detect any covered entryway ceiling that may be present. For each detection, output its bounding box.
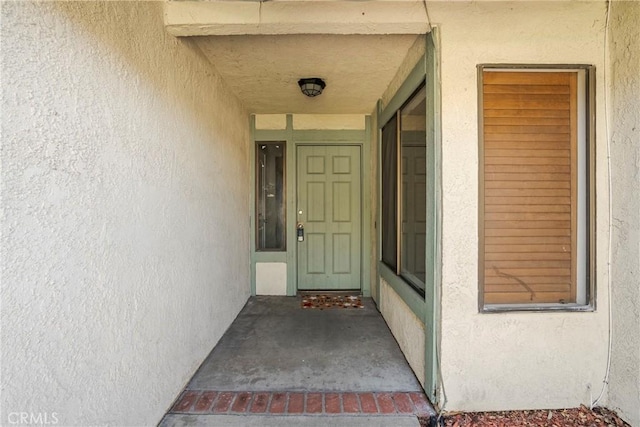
[193,34,421,114]
[164,1,430,114]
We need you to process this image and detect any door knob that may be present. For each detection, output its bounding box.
[296,222,304,242]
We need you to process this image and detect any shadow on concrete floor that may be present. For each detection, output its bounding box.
[159,296,434,426]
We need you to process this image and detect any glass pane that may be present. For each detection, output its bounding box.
[256,142,286,251]
[381,115,398,271]
[400,85,427,291]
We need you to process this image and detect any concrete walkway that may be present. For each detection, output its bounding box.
[159,296,435,426]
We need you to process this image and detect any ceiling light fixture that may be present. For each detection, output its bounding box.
[298,78,326,97]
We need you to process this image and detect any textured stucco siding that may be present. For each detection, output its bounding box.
[1,2,250,426]
[255,114,287,130]
[431,1,611,412]
[608,1,640,425]
[381,35,426,110]
[255,262,287,295]
[292,114,366,130]
[380,280,426,388]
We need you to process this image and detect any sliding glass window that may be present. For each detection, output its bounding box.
[381,83,427,294]
[400,85,427,290]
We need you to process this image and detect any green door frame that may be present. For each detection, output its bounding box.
[251,115,373,297]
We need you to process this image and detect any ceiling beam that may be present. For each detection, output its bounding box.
[164,1,431,36]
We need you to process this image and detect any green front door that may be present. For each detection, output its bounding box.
[296,145,362,291]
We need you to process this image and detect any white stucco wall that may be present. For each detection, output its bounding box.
[380,280,426,388]
[381,34,426,109]
[254,114,366,130]
[255,114,287,130]
[292,114,365,130]
[1,2,250,426]
[607,1,640,425]
[255,262,287,295]
[431,1,611,411]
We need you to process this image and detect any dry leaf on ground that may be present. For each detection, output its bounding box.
[419,405,630,427]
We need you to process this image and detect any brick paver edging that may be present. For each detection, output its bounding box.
[170,390,434,417]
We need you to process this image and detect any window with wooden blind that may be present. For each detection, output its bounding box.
[478,65,594,310]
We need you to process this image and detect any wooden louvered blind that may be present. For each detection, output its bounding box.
[481,71,578,305]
